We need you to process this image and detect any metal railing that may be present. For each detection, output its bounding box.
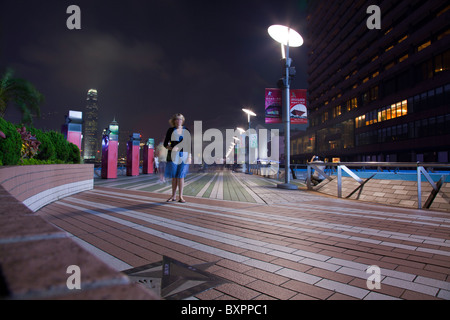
[306,162,450,210]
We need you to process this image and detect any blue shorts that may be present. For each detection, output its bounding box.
[165,161,189,179]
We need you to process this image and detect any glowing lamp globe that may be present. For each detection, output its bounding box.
[242,109,257,117]
[268,25,303,47]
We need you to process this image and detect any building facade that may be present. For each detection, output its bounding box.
[292,0,450,163]
[82,89,99,161]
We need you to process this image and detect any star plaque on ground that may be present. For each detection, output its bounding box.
[122,256,228,300]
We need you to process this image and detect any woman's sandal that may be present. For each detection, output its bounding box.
[178,199,186,203]
[166,197,177,202]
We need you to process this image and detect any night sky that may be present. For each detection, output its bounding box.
[1,0,309,143]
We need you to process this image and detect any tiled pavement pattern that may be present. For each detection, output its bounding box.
[93,170,307,205]
[38,170,450,300]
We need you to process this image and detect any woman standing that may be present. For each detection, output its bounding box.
[164,113,191,203]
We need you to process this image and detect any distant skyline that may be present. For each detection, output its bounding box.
[1,0,309,144]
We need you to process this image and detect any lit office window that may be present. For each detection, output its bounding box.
[386,106,392,120]
[402,100,408,116]
[333,105,342,118]
[399,54,409,63]
[355,115,366,128]
[381,108,387,121]
[418,40,431,52]
[350,98,358,110]
[398,35,408,43]
[434,50,450,73]
[395,102,402,118]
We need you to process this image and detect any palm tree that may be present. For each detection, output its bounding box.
[0,68,44,126]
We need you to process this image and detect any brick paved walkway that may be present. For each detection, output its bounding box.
[37,170,450,300]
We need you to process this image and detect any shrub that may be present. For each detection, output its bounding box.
[17,126,41,161]
[0,117,21,165]
[67,143,81,164]
[0,119,82,166]
[26,126,56,161]
[47,130,70,163]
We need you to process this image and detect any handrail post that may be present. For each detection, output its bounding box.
[417,165,422,209]
[337,165,342,198]
[307,164,312,190]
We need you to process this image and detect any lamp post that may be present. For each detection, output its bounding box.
[236,127,246,173]
[268,25,303,190]
[242,108,256,175]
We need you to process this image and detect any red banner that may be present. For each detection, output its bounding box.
[290,89,308,124]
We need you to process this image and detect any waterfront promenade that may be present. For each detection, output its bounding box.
[34,169,450,300]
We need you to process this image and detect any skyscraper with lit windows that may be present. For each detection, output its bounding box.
[82,89,99,161]
[292,0,450,163]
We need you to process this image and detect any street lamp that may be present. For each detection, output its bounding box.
[242,108,257,175]
[236,128,246,171]
[242,108,257,121]
[268,25,303,190]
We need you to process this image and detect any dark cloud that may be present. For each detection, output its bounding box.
[21,32,167,90]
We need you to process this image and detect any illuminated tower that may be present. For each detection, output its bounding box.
[83,89,99,161]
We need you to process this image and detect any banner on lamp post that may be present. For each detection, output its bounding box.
[265,89,307,125]
[265,88,282,124]
[290,89,308,124]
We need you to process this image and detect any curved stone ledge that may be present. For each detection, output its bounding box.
[0,164,93,212]
[0,164,158,300]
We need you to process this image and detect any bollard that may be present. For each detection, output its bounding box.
[101,119,119,179]
[143,138,155,174]
[126,133,141,176]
